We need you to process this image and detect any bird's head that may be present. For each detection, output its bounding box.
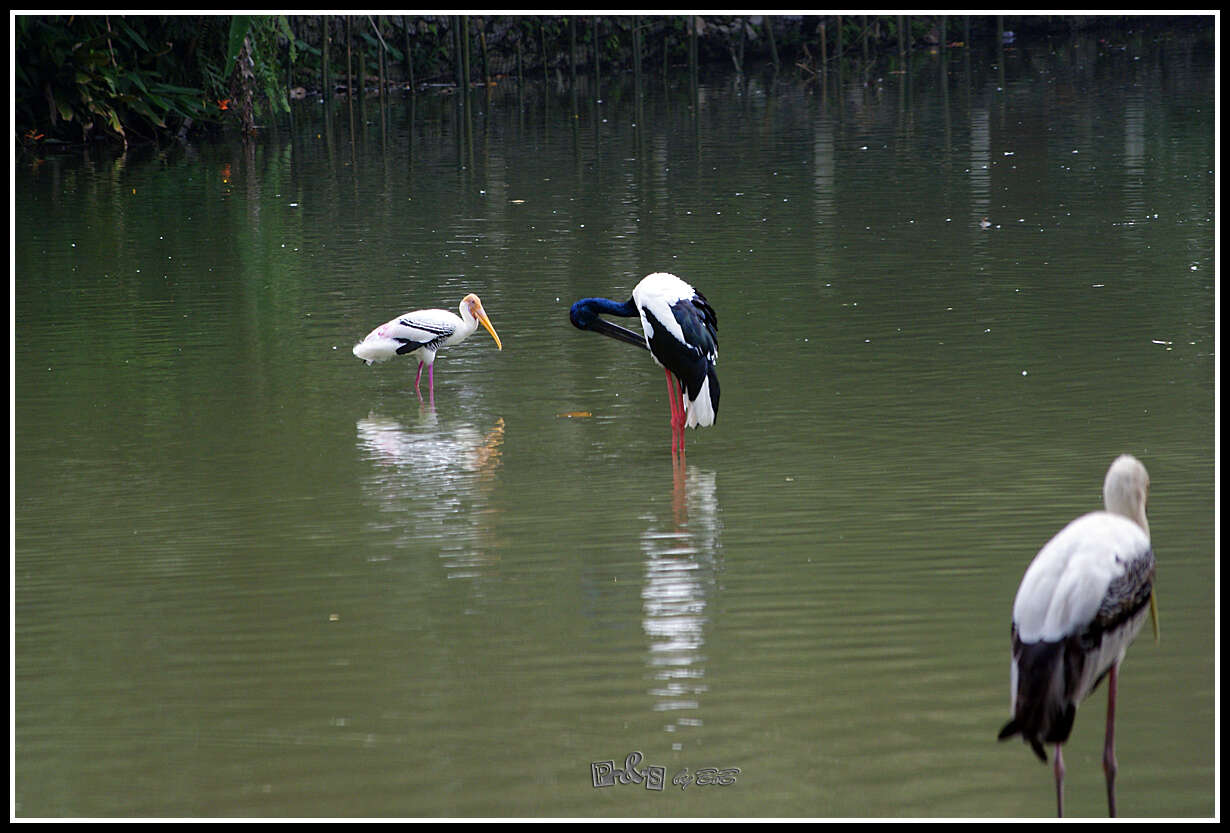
[569,297,648,350]
[1103,454,1150,536]
[461,294,502,350]
[569,299,599,330]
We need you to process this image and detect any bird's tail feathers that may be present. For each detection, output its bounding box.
[684,369,719,428]
[353,337,399,364]
[999,639,1080,765]
[997,718,1048,762]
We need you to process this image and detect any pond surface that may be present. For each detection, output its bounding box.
[14,28,1215,818]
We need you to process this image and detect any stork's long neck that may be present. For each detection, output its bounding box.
[1104,481,1149,537]
[1115,501,1149,538]
[571,296,638,323]
[569,296,647,350]
[453,304,481,342]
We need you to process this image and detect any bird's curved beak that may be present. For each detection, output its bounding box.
[477,309,502,350]
[1149,590,1160,643]
[589,317,648,351]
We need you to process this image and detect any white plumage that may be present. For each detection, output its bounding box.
[632,273,718,430]
[632,274,694,355]
[1012,513,1150,645]
[999,454,1156,817]
[353,293,501,400]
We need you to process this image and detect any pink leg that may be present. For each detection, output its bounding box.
[676,380,688,456]
[1054,744,1066,818]
[674,374,683,455]
[671,373,688,457]
[1104,663,1119,817]
[665,371,681,455]
[427,363,436,403]
[414,362,425,398]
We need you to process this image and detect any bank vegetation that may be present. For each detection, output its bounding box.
[15,14,1205,148]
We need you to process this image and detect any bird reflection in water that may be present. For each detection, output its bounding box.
[355,414,505,579]
[641,464,722,748]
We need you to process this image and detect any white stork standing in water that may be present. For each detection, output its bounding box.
[569,272,719,457]
[998,454,1158,817]
[353,293,502,401]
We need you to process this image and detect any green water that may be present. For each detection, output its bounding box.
[14,30,1215,818]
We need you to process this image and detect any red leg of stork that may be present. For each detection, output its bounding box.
[665,371,678,455]
[1104,663,1120,817]
[1054,743,1066,817]
[664,370,683,457]
[675,376,687,457]
[414,362,425,399]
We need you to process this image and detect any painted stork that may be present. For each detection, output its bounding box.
[998,454,1157,817]
[569,272,719,456]
[353,293,502,400]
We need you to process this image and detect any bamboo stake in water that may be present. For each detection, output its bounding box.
[346,16,355,155]
[321,15,331,98]
[569,17,577,90]
[898,15,907,67]
[541,17,549,87]
[592,17,600,100]
[820,20,827,74]
[480,19,489,87]
[403,15,415,95]
[766,16,779,71]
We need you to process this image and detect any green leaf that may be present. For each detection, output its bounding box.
[127,97,166,127]
[79,49,111,68]
[228,15,252,65]
[124,70,149,95]
[119,20,149,51]
[71,34,117,54]
[150,82,205,95]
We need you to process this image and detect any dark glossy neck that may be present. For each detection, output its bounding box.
[569,296,647,350]
[570,296,637,328]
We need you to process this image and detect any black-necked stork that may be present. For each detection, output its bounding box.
[353,293,502,400]
[998,454,1157,817]
[569,272,719,456]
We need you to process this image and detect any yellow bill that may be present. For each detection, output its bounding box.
[478,311,502,350]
